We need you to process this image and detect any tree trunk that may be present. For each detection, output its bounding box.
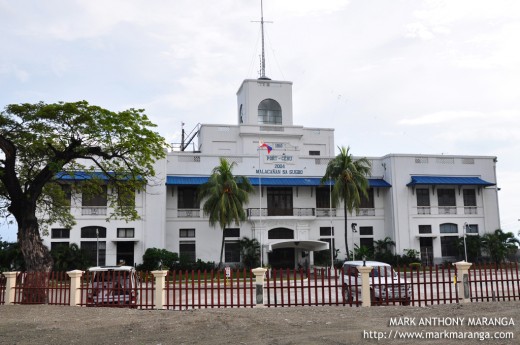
[344,203,350,261]
[16,213,53,304]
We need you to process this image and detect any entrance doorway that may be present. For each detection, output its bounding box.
[116,242,135,266]
[420,238,433,266]
[268,248,295,269]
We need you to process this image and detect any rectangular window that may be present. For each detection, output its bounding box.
[309,151,320,156]
[179,241,196,262]
[81,227,106,238]
[81,241,106,266]
[359,238,374,251]
[466,224,479,234]
[320,227,334,236]
[224,241,241,263]
[419,225,432,234]
[50,242,70,251]
[315,187,331,209]
[463,189,476,206]
[267,187,293,216]
[51,228,70,239]
[440,224,458,233]
[178,187,199,209]
[117,228,135,238]
[116,187,135,208]
[179,229,196,238]
[441,236,459,257]
[359,226,373,236]
[359,189,374,208]
[437,189,456,206]
[82,185,108,207]
[224,228,240,238]
[416,188,430,206]
[60,184,72,207]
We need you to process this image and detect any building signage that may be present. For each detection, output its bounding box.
[257,155,303,175]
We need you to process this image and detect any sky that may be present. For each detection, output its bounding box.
[1,0,519,241]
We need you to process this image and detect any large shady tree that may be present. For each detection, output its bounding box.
[321,146,371,261]
[481,229,520,265]
[198,158,253,268]
[0,101,166,272]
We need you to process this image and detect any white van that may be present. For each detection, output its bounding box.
[342,260,411,305]
[86,266,139,306]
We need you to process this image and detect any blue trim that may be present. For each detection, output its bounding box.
[407,176,495,187]
[166,176,391,188]
[56,171,141,181]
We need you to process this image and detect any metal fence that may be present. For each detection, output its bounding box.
[2,263,520,309]
[165,269,255,310]
[13,271,70,305]
[0,273,6,305]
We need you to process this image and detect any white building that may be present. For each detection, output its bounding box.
[43,75,500,268]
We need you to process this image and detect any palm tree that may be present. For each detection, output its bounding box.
[374,237,396,255]
[198,158,254,268]
[239,237,260,269]
[321,146,371,261]
[481,229,520,265]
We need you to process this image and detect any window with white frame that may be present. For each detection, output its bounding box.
[117,228,135,238]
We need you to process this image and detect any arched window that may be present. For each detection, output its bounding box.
[268,228,294,239]
[258,99,282,125]
[440,223,458,233]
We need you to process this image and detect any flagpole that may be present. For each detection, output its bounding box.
[258,141,263,266]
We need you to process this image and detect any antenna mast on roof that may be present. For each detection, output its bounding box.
[253,0,272,80]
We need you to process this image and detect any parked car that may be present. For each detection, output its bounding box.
[86,266,138,307]
[342,260,411,305]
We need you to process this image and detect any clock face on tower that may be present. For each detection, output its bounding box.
[239,104,244,124]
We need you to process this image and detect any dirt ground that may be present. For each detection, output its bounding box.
[0,302,519,345]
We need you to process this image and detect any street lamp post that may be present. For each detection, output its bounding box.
[351,223,357,260]
[463,222,468,262]
[96,228,99,266]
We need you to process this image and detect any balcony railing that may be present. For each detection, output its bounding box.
[247,208,315,217]
[81,207,107,216]
[438,206,457,215]
[417,206,431,215]
[316,208,336,217]
[356,208,375,216]
[464,206,477,215]
[178,209,201,218]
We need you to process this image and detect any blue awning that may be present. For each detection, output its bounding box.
[407,176,495,187]
[56,171,141,181]
[166,176,391,188]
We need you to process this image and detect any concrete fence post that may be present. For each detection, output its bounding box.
[357,265,373,307]
[454,261,472,303]
[3,271,19,305]
[251,267,267,308]
[67,270,84,307]
[151,270,168,310]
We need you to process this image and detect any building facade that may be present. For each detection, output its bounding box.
[43,76,500,267]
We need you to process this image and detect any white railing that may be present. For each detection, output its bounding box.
[464,206,477,215]
[316,208,336,217]
[438,206,457,215]
[417,206,431,215]
[177,209,201,218]
[81,207,107,216]
[356,208,375,216]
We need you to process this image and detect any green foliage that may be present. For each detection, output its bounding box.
[50,243,90,271]
[456,235,483,262]
[352,244,374,261]
[321,146,371,260]
[0,240,25,271]
[172,258,216,272]
[140,248,179,271]
[0,101,167,271]
[198,158,254,267]
[481,229,519,265]
[239,237,260,269]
